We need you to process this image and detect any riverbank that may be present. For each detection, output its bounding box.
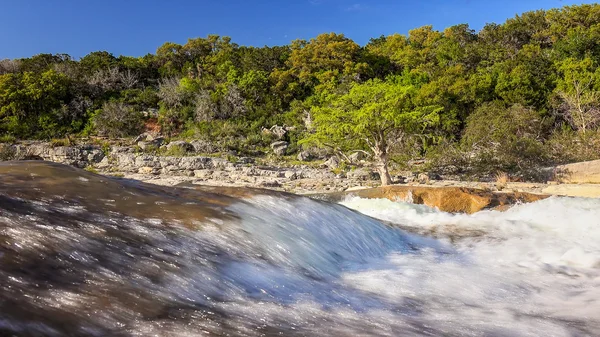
[2,140,600,200]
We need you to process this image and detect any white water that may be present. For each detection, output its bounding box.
[338,196,600,336]
[171,195,600,336]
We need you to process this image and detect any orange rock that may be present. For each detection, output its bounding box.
[321,186,549,214]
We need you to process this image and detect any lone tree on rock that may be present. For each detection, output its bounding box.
[304,76,442,186]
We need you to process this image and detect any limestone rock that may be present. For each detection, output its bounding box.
[348,151,367,163]
[297,151,313,162]
[347,168,375,181]
[555,160,600,184]
[322,156,341,169]
[270,141,289,156]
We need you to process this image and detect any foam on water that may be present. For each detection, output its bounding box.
[338,196,600,335]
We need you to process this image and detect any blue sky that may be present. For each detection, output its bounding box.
[0,0,596,59]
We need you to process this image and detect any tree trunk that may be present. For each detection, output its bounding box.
[372,146,392,186]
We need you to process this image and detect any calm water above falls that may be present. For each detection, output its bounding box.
[0,161,599,336]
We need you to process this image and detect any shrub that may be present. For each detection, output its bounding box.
[546,128,600,164]
[0,134,16,143]
[93,102,143,138]
[460,102,550,178]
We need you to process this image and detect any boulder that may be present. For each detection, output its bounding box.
[297,151,313,162]
[270,141,289,156]
[322,156,341,169]
[347,168,376,181]
[284,171,297,180]
[138,137,165,151]
[320,186,549,214]
[348,151,367,163]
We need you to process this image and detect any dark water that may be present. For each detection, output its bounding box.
[0,161,598,336]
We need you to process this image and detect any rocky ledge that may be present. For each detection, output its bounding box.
[317,185,549,214]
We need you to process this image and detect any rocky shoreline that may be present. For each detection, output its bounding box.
[2,141,600,200]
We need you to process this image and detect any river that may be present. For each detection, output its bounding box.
[0,161,598,336]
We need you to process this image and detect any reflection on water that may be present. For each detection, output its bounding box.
[0,161,599,336]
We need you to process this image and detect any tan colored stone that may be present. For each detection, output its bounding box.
[541,184,600,198]
[556,160,600,184]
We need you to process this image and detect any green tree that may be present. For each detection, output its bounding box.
[304,76,442,185]
[554,57,600,133]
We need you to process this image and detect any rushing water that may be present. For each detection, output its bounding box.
[0,162,599,336]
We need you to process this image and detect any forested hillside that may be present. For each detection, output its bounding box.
[1,4,599,179]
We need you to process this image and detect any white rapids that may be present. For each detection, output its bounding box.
[338,195,600,336]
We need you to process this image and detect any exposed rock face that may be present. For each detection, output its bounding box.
[555,159,600,184]
[270,141,289,156]
[0,143,105,168]
[319,186,549,214]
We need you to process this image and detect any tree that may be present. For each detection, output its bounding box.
[554,57,600,133]
[304,76,442,185]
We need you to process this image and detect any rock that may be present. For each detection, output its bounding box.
[166,141,194,154]
[133,133,148,144]
[263,125,288,140]
[297,151,313,162]
[260,180,282,188]
[322,156,341,169]
[320,186,549,214]
[417,173,430,184]
[270,141,289,156]
[87,150,105,163]
[554,160,600,184]
[346,186,370,192]
[138,166,156,175]
[284,171,297,180]
[542,183,600,198]
[238,157,255,164]
[142,108,159,118]
[347,168,375,181]
[270,125,287,140]
[348,152,367,163]
[138,136,165,151]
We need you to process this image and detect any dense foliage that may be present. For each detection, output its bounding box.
[1,4,600,180]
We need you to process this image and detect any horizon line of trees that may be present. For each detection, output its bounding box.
[1,3,600,182]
